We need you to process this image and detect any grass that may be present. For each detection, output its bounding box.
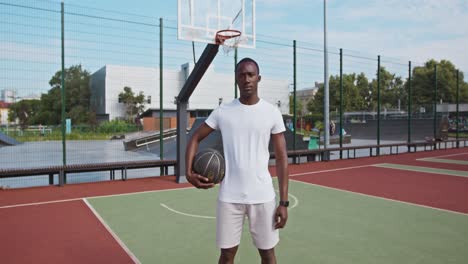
[4,131,118,142]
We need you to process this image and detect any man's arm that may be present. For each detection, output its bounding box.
[271,132,289,229]
[185,123,216,189]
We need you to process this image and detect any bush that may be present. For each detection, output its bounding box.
[96,120,139,134]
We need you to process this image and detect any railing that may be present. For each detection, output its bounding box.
[1,139,466,187]
[0,159,177,187]
[270,139,468,163]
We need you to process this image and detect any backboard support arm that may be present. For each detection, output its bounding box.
[176,44,219,183]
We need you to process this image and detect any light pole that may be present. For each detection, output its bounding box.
[323,0,330,151]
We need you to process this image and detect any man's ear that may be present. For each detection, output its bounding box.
[258,75,262,82]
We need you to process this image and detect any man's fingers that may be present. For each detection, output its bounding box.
[193,175,214,189]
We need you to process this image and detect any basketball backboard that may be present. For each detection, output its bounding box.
[178,0,256,48]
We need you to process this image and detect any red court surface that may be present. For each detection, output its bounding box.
[1,147,467,263]
[1,200,134,264]
[0,176,191,207]
[292,165,468,214]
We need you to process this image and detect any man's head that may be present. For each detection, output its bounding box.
[235,58,261,101]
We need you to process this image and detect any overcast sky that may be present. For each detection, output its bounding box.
[65,0,468,71]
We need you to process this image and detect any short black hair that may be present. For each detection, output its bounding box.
[235,57,260,75]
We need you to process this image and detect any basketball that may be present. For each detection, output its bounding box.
[192,148,225,184]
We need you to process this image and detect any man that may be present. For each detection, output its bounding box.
[185,58,289,264]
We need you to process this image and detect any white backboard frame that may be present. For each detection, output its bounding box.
[178,0,256,48]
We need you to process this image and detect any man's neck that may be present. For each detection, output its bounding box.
[239,96,259,105]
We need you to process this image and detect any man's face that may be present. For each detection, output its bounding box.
[236,62,261,98]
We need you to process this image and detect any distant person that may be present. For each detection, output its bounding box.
[186,58,289,264]
[329,120,336,136]
[39,124,45,136]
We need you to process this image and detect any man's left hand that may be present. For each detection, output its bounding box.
[274,206,288,229]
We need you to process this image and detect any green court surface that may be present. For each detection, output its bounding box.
[87,180,468,264]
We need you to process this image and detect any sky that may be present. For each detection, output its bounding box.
[64,0,468,69]
[1,0,467,97]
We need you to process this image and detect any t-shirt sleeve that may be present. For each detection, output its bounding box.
[271,108,286,134]
[205,107,220,130]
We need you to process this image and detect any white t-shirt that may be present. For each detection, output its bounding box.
[205,98,286,204]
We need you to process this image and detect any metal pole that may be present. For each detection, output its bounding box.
[339,48,343,159]
[408,61,412,144]
[60,1,66,185]
[159,18,164,175]
[293,40,297,156]
[234,47,238,98]
[192,41,196,64]
[377,55,381,155]
[434,64,438,144]
[456,69,460,147]
[323,0,330,159]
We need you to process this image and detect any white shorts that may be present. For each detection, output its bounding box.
[216,199,279,250]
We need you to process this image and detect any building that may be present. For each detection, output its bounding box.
[292,83,320,114]
[90,64,290,128]
[0,89,17,103]
[0,101,11,126]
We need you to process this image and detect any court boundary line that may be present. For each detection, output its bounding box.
[160,191,300,219]
[417,152,468,160]
[83,198,141,264]
[288,164,376,177]
[0,186,194,209]
[372,163,468,178]
[0,165,377,209]
[290,179,468,216]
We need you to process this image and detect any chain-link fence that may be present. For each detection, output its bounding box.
[1,0,467,188]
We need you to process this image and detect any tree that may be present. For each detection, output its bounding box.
[36,64,93,125]
[8,99,41,129]
[369,66,406,112]
[411,59,465,113]
[118,86,146,122]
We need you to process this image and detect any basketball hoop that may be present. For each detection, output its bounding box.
[215,29,242,54]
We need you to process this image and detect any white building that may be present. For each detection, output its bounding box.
[1,89,17,103]
[90,64,290,121]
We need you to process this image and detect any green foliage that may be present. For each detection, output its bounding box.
[412,59,467,112]
[289,95,304,115]
[8,99,41,129]
[305,59,467,117]
[96,120,139,134]
[118,86,146,122]
[8,65,94,126]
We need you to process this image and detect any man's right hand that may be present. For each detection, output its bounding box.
[186,171,215,189]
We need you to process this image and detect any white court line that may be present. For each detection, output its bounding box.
[417,152,468,160]
[0,198,82,209]
[160,203,215,219]
[160,192,299,219]
[0,186,195,209]
[287,164,377,177]
[0,163,395,210]
[83,199,141,264]
[290,179,468,216]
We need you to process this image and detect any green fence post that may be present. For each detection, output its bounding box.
[433,64,438,148]
[456,69,460,147]
[408,61,412,145]
[293,40,297,162]
[339,48,343,159]
[377,55,381,155]
[60,1,66,186]
[159,18,164,175]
